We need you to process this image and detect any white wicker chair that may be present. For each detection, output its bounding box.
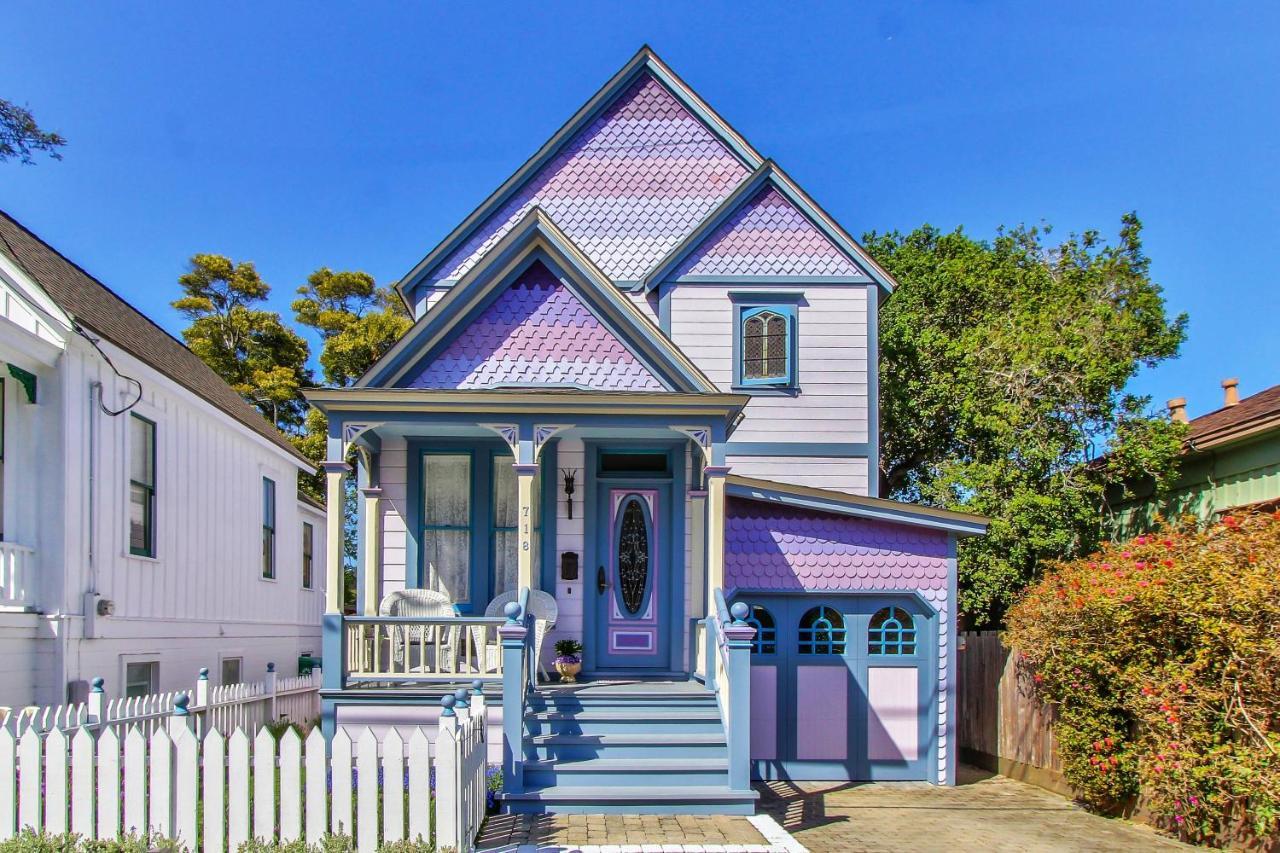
[481,589,559,679]
[378,589,457,672]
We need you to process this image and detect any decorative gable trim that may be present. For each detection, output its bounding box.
[640,161,899,295]
[394,46,764,307]
[359,208,718,394]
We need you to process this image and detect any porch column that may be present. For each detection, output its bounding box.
[322,460,349,615]
[704,466,731,596]
[514,463,539,590]
[360,486,382,616]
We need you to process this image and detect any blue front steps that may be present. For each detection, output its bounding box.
[500,680,757,815]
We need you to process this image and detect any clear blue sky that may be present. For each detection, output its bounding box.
[4,2,1277,418]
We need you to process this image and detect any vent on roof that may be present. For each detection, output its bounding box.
[1222,377,1240,407]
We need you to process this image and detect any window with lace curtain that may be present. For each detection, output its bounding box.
[732,299,798,389]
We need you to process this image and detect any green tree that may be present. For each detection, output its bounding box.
[0,98,65,164]
[865,213,1187,626]
[292,267,412,386]
[173,254,313,431]
[291,269,411,575]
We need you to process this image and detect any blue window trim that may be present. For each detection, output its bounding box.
[731,297,799,391]
[406,438,553,614]
[797,604,846,655]
[868,606,918,656]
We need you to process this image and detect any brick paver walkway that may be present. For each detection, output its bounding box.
[756,766,1190,852]
[477,812,787,851]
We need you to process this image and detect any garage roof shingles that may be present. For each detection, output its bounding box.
[725,498,949,592]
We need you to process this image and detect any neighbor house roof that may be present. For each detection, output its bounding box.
[1186,383,1280,451]
[0,210,314,468]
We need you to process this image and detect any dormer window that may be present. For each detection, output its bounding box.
[731,296,799,390]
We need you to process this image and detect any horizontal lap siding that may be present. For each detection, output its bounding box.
[545,438,585,665]
[726,456,870,495]
[669,284,870,458]
[379,437,410,600]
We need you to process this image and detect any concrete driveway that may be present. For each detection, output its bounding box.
[756,766,1190,852]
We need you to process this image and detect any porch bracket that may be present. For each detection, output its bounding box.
[341,421,384,457]
[533,424,573,461]
[672,425,713,466]
[479,423,521,458]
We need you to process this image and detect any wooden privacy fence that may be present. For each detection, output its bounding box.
[957,631,1066,792]
[0,665,321,740]
[0,689,491,853]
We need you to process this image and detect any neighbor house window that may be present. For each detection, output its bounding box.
[220,657,242,685]
[262,477,276,579]
[421,453,471,603]
[129,415,156,557]
[732,299,798,389]
[301,521,314,589]
[124,661,157,698]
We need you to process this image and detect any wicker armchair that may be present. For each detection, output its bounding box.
[479,589,559,679]
[378,589,458,671]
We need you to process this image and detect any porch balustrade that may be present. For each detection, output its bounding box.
[0,542,35,609]
[709,588,756,793]
[343,615,508,683]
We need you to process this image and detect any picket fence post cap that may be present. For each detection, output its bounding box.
[440,694,456,717]
[471,679,484,694]
[91,677,104,693]
[173,693,190,716]
[267,662,276,673]
[198,667,209,680]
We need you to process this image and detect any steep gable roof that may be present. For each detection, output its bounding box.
[396,46,763,301]
[402,259,664,391]
[641,162,898,293]
[364,208,717,393]
[0,210,313,468]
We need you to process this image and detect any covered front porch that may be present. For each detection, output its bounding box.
[307,387,749,694]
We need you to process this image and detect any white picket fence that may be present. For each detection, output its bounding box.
[0,667,321,740]
[0,692,490,853]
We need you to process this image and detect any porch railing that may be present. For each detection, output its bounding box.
[0,542,35,609]
[343,616,508,683]
[709,588,755,793]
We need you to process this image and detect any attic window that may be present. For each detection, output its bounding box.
[732,300,798,390]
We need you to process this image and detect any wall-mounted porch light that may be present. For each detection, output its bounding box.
[562,468,577,519]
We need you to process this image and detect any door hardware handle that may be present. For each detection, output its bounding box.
[597,566,609,594]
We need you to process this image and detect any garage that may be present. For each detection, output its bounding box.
[736,593,937,782]
[723,477,988,786]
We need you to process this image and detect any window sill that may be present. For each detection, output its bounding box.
[730,384,800,397]
[260,575,279,584]
[124,552,161,565]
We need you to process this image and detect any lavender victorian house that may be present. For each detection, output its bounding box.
[306,47,987,814]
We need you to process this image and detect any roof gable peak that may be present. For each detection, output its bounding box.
[395,47,764,303]
[641,161,899,293]
[362,207,717,393]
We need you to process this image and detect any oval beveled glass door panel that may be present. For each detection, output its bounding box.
[616,497,650,614]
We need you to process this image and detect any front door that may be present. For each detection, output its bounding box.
[594,484,669,669]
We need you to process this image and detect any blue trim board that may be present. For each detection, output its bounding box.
[725,480,988,537]
[397,46,762,304]
[724,441,870,458]
[676,275,869,285]
[867,283,881,497]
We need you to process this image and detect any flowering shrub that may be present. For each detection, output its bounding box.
[1006,512,1280,843]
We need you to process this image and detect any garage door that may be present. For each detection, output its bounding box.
[736,594,936,782]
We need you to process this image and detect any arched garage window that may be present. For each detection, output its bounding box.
[798,605,846,655]
[869,606,917,655]
[741,604,777,655]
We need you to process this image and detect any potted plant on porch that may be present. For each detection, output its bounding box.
[553,639,584,683]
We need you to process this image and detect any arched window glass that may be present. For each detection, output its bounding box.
[868,606,917,655]
[798,605,846,655]
[742,309,789,380]
[740,604,777,655]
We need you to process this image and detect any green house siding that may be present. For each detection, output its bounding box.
[1111,432,1280,539]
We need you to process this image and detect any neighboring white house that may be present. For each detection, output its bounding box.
[0,210,325,708]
